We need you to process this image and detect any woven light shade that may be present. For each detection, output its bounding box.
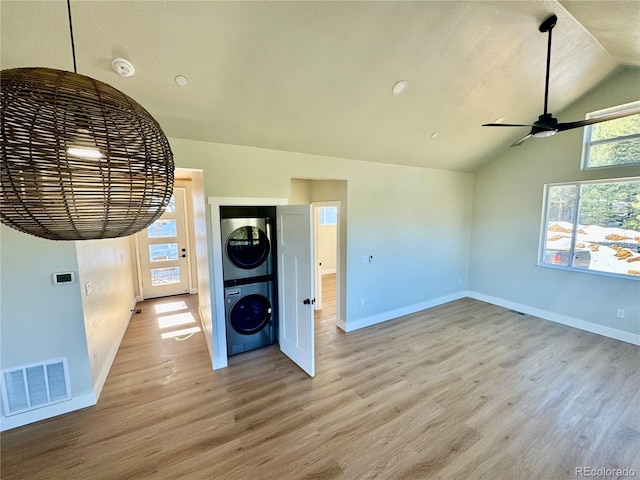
[1,67,174,241]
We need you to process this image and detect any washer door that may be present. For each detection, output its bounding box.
[229,294,272,335]
[226,226,270,270]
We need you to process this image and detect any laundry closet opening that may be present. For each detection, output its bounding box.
[209,179,347,374]
[220,206,278,357]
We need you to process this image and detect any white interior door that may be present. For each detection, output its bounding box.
[137,187,190,299]
[277,204,315,377]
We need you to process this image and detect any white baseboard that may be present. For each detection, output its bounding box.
[198,305,218,371]
[467,291,640,346]
[92,296,138,400]
[0,391,96,432]
[336,318,347,332]
[344,292,467,332]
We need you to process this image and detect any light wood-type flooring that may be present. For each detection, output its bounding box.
[1,274,639,479]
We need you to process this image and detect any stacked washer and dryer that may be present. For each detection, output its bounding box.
[221,209,277,356]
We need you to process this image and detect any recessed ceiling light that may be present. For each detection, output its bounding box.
[392,80,408,95]
[175,75,188,87]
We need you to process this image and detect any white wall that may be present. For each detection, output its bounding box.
[170,138,474,334]
[75,237,137,397]
[0,225,94,427]
[468,67,640,342]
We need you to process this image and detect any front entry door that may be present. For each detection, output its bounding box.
[277,204,315,377]
[137,187,190,299]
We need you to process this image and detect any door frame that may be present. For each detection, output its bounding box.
[134,184,193,300]
[311,201,341,325]
[208,197,288,370]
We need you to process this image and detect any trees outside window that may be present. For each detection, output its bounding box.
[540,179,640,278]
[582,102,640,169]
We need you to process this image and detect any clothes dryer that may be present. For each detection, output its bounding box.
[221,217,273,282]
[224,281,276,355]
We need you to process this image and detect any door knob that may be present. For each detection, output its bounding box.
[303,298,311,305]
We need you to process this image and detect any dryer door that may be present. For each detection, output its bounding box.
[229,294,272,335]
[226,226,271,270]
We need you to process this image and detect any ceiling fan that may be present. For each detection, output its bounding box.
[483,14,636,147]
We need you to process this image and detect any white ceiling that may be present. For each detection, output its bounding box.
[1,1,638,172]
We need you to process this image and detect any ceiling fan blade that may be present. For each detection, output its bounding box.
[483,123,533,128]
[557,109,640,132]
[511,133,532,147]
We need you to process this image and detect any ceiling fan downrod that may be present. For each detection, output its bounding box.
[540,14,557,117]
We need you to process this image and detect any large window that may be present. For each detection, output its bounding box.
[540,178,640,279]
[582,101,640,169]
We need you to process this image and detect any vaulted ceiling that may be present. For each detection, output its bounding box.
[1,0,638,172]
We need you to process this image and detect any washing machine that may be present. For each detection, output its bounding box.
[225,281,276,356]
[221,217,273,282]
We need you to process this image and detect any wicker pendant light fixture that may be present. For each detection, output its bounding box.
[0,1,174,241]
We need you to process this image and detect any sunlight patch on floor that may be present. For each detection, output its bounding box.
[154,301,188,314]
[157,312,196,329]
[161,326,201,340]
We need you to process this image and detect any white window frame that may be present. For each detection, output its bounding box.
[581,100,640,170]
[538,177,640,280]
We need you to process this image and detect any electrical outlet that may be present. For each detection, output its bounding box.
[616,309,625,319]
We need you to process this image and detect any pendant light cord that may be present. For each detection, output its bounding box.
[67,0,77,73]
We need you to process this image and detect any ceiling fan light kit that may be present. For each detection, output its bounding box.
[483,14,637,147]
[0,1,174,241]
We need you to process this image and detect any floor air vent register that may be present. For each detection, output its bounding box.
[1,358,71,416]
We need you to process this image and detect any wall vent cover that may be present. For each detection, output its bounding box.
[1,358,71,416]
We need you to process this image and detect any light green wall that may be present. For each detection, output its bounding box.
[169,138,474,326]
[469,67,640,336]
[75,237,137,395]
[0,225,93,415]
[290,178,312,204]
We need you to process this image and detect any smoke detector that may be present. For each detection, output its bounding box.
[112,58,135,77]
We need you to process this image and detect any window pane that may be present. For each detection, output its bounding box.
[320,206,337,226]
[584,105,640,169]
[576,181,640,276]
[591,114,640,142]
[147,219,177,238]
[542,185,577,267]
[151,267,180,286]
[149,243,179,262]
[164,195,176,213]
[588,137,640,168]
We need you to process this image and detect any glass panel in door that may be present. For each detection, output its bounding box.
[137,187,190,299]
